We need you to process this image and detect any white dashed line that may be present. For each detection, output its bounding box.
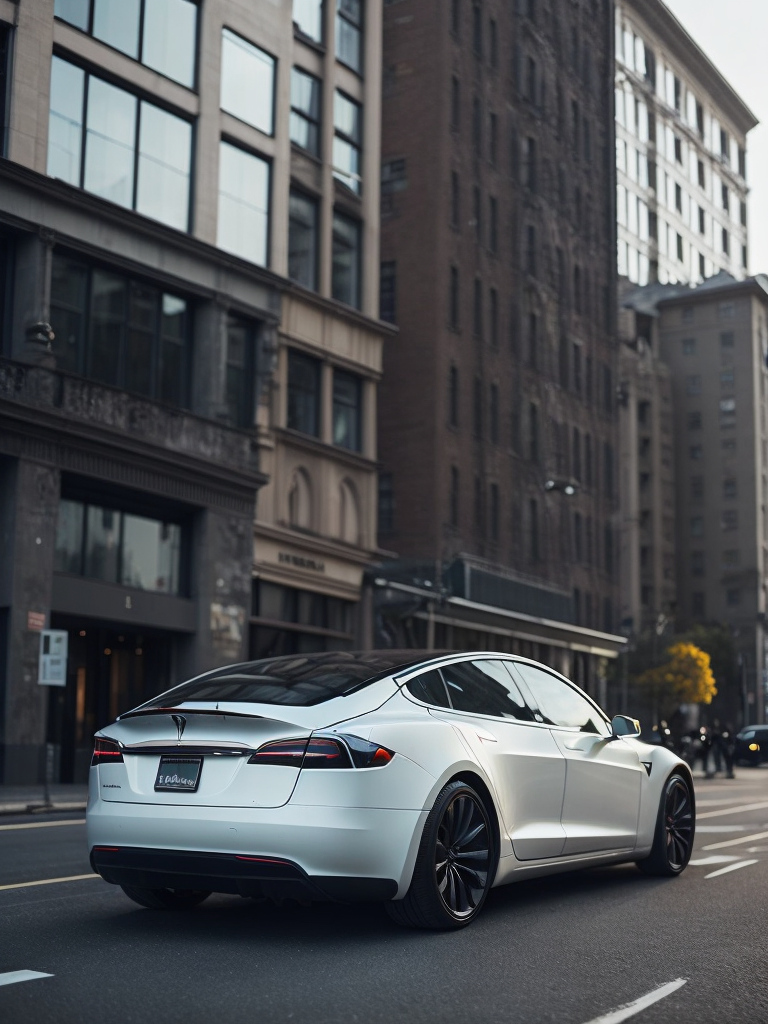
[702,830,768,851]
[697,800,768,820]
[0,819,85,832]
[0,874,99,892]
[0,971,53,987]
[705,860,758,879]
[688,855,740,866]
[579,979,687,1024]
[694,825,746,833]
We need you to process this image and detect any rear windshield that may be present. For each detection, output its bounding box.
[137,651,440,708]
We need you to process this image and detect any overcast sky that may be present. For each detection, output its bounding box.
[663,0,768,275]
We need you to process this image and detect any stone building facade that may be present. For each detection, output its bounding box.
[0,0,387,782]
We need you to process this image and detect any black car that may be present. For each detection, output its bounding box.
[734,725,768,766]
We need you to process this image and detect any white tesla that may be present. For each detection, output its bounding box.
[87,650,695,929]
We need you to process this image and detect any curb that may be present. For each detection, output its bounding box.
[0,801,87,816]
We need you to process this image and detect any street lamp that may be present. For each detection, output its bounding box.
[544,478,579,496]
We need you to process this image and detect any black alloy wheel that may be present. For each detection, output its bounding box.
[120,885,211,910]
[386,780,495,930]
[637,772,694,877]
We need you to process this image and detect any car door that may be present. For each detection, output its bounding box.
[511,663,644,855]
[421,658,567,861]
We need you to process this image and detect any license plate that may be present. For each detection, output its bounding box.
[155,757,202,792]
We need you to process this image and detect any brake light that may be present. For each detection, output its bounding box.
[247,734,394,769]
[302,737,352,769]
[91,738,123,766]
[340,734,395,768]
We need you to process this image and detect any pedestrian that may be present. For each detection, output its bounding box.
[718,722,736,779]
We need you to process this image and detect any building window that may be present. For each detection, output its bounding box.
[572,427,581,481]
[378,473,394,535]
[529,498,540,561]
[489,288,498,347]
[473,278,483,337]
[48,57,192,231]
[55,498,183,595]
[529,403,539,463]
[287,349,321,437]
[472,3,482,56]
[722,510,738,531]
[221,29,275,136]
[723,549,739,568]
[217,141,270,266]
[332,211,361,308]
[333,368,362,451]
[525,225,536,275]
[682,337,696,354]
[449,265,459,328]
[722,228,730,256]
[473,185,482,243]
[574,512,583,562]
[688,411,702,430]
[473,475,482,530]
[449,365,459,427]
[451,0,460,35]
[490,383,499,444]
[691,476,703,499]
[691,551,704,576]
[528,313,538,368]
[49,253,189,406]
[721,370,735,389]
[719,302,735,320]
[677,233,684,262]
[685,375,702,396]
[723,478,737,499]
[450,466,459,527]
[472,96,482,154]
[690,516,703,537]
[225,315,255,429]
[293,0,324,42]
[333,91,362,193]
[489,112,498,163]
[451,170,460,227]
[489,196,498,253]
[689,444,702,460]
[692,592,705,617]
[490,483,499,541]
[379,260,396,323]
[290,67,322,157]
[726,588,741,607]
[473,376,482,438]
[451,76,460,130]
[336,0,362,72]
[54,0,198,88]
[288,190,319,291]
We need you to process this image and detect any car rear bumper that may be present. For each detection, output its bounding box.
[90,845,398,902]
[87,797,427,899]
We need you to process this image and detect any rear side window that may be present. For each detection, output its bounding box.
[405,670,450,707]
[439,660,535,721]
[513,664,609,735]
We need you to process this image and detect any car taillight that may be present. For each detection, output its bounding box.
[91,738,123,766]
[247,734,394,769]
[247,739,308,767]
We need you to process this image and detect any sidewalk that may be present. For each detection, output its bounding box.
[0,783,88,815]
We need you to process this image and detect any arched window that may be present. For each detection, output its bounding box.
[288,468,313,530]
[339,479,360,545]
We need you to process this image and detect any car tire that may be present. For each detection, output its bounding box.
[636,772,694,877]
[120,885,211,910]
[385,780,495,930]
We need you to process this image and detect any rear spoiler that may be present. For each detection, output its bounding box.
[118,707,261,721]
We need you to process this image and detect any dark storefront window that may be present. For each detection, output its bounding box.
[250,580,353,659]
[48,57,193,231]
[54,0,198,88]
[49,254,190,405]
[55,498,183,595]
[287,349,321,437]
[288,190,319,290]
[333,368,362,451]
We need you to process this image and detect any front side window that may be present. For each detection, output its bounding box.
[332,211,360,308]
[55,498,183,595]
[333,91,362,194]
[333,368,362,451]
[290,68,321,156]
[221,29,275,136]
[49,253,189,406]
[287,349,321,437]
[217,141,270,266]
[55,0,198,88]
[336,0,361,72]
[514,664,609,734]
[48,57,192,231]
[289,190,319,290]
[439,660,535,721]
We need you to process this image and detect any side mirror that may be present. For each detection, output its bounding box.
[611,715,641,740]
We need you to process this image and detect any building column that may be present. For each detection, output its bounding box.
[0,458,60,783]
[11,229,55,366]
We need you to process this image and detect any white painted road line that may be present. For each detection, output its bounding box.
[694,825,746,833]
[705,860,758,879]
[698,800,768,820]
[0,819,85,832]
[702,830,768,850]
[689,855,740,866]
[0,873,99,892]
[579,979,687,1024]
[0,971,53,987]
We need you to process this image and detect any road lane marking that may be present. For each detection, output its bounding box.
[702,830,768,850]
[705,860,758,879]
[0,819,85,832]
[697,800,768,819]
[689,855,740,866]
[694,825,746,833]
[0,873,98,891]
[746,846,768,852]
[0,971,53,987]
[579,979,687,1024]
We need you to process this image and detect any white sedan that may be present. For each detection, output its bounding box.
[87,650,695,929]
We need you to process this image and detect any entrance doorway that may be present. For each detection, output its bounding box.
[48,617,174,783]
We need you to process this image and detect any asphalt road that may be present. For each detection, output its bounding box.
[1,772,767,1024]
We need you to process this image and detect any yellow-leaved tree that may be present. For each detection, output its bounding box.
[633,642,717,719]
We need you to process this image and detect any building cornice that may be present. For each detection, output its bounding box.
[621,0,758,135]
